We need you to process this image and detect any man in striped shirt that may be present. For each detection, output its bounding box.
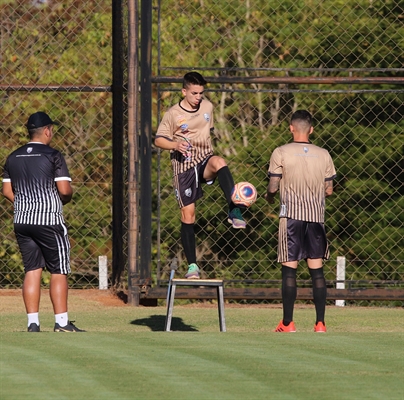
[155,72,246,279]
[2,111,84,332]
[266,110,336,333]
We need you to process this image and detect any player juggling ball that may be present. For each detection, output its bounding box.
[155,72,246,279]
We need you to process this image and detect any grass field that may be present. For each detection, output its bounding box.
[1,289,403,399]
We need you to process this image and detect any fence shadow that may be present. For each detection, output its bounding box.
[130,314,198,332]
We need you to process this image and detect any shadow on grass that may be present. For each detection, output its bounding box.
[131,314,198,332]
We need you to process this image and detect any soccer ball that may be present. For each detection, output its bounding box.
[231,182,257,207]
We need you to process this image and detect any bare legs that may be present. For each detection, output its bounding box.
[23,269,43,314]
[49,273,68,315]
[23,269,68,315]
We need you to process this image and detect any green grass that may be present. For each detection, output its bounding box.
[1,291,403,399]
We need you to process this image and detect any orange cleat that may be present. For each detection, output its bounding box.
[314,321,327,332]
[274,320,296,332]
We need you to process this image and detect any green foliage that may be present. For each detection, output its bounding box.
[157,0,403,70]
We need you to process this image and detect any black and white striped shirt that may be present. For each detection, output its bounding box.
[3,142,71,225]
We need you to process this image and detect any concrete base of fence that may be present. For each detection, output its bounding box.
[140,287,404,301]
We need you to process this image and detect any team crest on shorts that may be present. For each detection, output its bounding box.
[204,113,210,122]
[185,188,192,197]
[174,189,179,200]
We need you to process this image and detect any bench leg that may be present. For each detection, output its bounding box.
[165,283,177,331]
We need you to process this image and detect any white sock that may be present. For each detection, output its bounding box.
[55,312,69,327]
[27,312,39,327]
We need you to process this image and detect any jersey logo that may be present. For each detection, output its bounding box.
[204,113,210,122]
[303,147,309,153]
[27,147,33,153]
[177,116,187,126]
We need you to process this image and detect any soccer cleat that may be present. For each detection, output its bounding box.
[274,320,296,332]
[314,321,327,333]
[27,323,40,332]
[185,263,200,279]
[227,208,246,229]
[54,321,86,332]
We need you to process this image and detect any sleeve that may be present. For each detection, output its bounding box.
[325,152,337,181]
[268,147,283,178]
[156,109,175,140]
[209,101,214,130]
[2,158,11,182]
[54,151,71,182]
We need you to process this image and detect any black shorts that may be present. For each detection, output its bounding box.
[173,156,214,208]
[14,223,71,274]
[277,218,330,263]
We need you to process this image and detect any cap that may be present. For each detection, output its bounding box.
[26,112,58,129]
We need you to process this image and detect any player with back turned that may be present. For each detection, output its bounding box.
[2,111,85,332]
[266,110,336,332]
[155,71,246,279]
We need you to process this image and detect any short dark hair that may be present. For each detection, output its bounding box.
[28,126,46,138]
[291,110,312,126]
[183,71,207,88]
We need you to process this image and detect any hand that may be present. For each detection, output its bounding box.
[175,141,186,155]
[176,139,192,160]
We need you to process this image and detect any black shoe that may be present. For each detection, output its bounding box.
[54,321,86,332]
[27,323,40,332]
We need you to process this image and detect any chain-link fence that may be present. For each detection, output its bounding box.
[152,0,404,304]
[1,1,403,305]
[154,87,403,301]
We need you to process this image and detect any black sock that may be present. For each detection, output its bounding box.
[310,267,327,324]
[181,222,196,265]
[282,265,297,325]
[217,166,235,209]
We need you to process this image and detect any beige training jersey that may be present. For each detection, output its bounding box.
[268,141,336,223]
[156,99,214,176]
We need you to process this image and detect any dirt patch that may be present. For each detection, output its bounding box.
[70,289,129,307]
[0,288,128,309]
[0,289,304,309]
[0,289,21,297]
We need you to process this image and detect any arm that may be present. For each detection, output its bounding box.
[325,153,336,198]
[154,136,189,156]
[2,181,14,203]
[265,176,281,204]
[325,179,333,197]
[56,180,73,205]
